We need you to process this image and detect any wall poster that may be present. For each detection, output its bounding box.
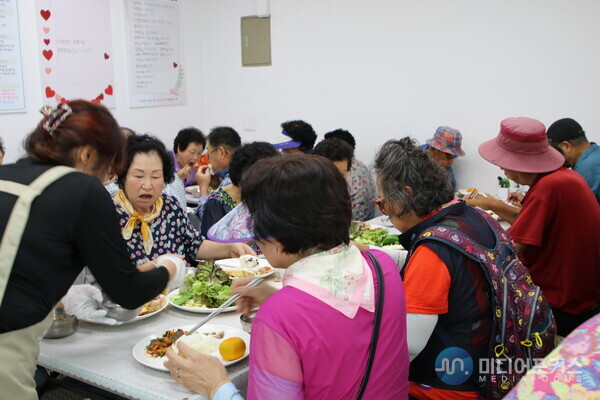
[123,0,186,108]
[35,0,115,107]
[0,0,26,113]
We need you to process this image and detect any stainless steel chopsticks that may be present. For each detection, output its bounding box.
[186,276,265,336]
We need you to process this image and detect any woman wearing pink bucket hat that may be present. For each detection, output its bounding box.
[478,117,600,337]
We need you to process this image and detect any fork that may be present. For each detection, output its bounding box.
[186,276,265,335]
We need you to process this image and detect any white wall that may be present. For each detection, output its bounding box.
[197,0,600,192]
[3,0,599,193]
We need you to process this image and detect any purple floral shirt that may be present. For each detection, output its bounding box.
[113,194,203,265]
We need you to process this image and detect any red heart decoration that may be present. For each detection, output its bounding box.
[40,10,51,20]
[43,27,50,34]
[43,50,53,60]
[45,86,55,98]
[44,38,50,45]
[60,98,68,104]
[44,68,52,74]
[104,85,113,95]
[98,93,104,100]
[104,53,110,60]
[91,97,101,104]
[173,62,178,68]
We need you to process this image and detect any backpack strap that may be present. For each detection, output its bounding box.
[0,166,76,303]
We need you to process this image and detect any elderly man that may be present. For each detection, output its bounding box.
[194,126,241,223]
[547,118,600,202]
[422,126,465,185]
[478,117,600,336]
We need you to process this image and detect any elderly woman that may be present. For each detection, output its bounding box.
[70,134,254,324]
[114,134,253,264]
[369,137,499,399]
[165,155,409,399]
[0,101,186,399]
[170,127,206,187]
[200,141,278,238]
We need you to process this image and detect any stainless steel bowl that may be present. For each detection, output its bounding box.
[101,293,142,322]
[44,308,78,339]
[240,312,257,333]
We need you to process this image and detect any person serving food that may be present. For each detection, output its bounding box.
[0,101,187,400]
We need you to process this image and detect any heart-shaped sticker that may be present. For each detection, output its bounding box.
[42,50,53,60]
[104,85,113,95]
[40,10,51,21]
[173,62,178,68]
[60,97,68,104]
[43,27,50,34]
[44,68,52,75]
[104,53,110,60]
[44,38,50,46]
[45,86,55,98]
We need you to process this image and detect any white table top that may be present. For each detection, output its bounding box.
[39,305,249,400]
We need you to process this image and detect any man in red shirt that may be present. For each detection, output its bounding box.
[478,117,600,336]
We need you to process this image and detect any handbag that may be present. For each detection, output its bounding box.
[356,251,385,400]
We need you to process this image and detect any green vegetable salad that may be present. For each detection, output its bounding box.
[171,261,232,309]
[351,226,399,247]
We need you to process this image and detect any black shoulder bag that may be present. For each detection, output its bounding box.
[356,251,385,400]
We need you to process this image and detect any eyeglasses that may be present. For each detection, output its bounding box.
[373,197,387,215]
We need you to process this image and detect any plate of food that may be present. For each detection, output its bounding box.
[351,224,403,249]
[167,261,237,313]
[132,323,250,371]
[215,255,275,279]
[132,295,168,322]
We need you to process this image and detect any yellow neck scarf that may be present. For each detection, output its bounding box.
[115,189,163,255]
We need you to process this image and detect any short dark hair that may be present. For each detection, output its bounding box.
[242,154,351,254]
[228,142,279,186]
[323,129,356,150]
[374,137,455,218]
[174,127,206,153]
[281,120,317,153]
[207,126,241,153]
[117,134,175,187]
[313,138,353,172]
[25,100,125,176]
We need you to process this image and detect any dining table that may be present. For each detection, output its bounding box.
[39,301,251,400]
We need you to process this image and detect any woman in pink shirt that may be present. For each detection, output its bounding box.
[165,155,409,399]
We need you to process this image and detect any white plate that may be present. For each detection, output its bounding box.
[131,295,168,323]
[185,185,200,194]
[167,288,238,314]
[215,258,276,279]
[132,323,250,371]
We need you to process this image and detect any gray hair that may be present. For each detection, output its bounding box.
[374,137,455,218]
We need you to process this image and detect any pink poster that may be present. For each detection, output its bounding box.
[35,0,115,107]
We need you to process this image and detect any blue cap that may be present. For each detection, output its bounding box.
[272,130,301,150]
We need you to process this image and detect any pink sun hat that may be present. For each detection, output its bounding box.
[478,117,565,173]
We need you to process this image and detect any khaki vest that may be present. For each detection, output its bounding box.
[0,166,75,400]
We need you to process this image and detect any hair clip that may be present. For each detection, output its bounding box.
[41,103,73,136]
